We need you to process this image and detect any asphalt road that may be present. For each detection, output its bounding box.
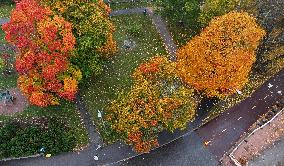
[116,132,219,166]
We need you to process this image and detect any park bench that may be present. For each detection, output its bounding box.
[123,39,136,50]
[0,90,16,105]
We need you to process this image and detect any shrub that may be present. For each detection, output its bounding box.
[2,0,81,106]
[105,56,198,153]
[0,117,76,159]
[177,11,266,99]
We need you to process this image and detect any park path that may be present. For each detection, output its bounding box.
[75,93,101,146]
[146,8,177,60]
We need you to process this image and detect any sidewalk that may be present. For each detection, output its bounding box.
[249,136,284,166]
[197,69,284,159]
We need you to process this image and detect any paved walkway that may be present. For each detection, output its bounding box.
[75,93,101,146]
[249,136,284,166]
[146,8,177,60]
[119,131,219,166]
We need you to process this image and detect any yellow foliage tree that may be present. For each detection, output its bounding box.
[177,11,266,98]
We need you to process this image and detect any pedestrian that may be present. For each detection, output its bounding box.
[143,9,147,15]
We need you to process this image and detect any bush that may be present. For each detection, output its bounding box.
[104,56,198,153]
[0,117,76,159]
[177,11,266,98]
[0,0,14,5]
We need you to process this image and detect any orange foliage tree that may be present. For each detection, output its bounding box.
[105,56,197,153]
[177,11,266,98]
[2,0,81,107]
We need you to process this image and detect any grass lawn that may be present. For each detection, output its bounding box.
[109,0,153,11]
[0,3,14,18]
[81,14,166,139]
[0,29,7,44]
[0,29,16,90]
[0,73,17,90]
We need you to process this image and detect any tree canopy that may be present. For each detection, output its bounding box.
[177,11,266,98]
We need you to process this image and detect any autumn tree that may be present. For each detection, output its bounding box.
[177,11,266,98]
[105,56,197,153]
[2,0,81,107]
[40,0,117,79]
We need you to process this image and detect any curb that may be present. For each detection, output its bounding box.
[229,107,284,166]
[0,153,43,162]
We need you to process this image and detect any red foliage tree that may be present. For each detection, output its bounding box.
[2,0,81,107]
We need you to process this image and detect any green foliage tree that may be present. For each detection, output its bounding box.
[41,0,117,79]
[199,0,254,26]
[158,0,201,29]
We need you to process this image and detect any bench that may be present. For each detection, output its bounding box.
[0,90,16,105]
